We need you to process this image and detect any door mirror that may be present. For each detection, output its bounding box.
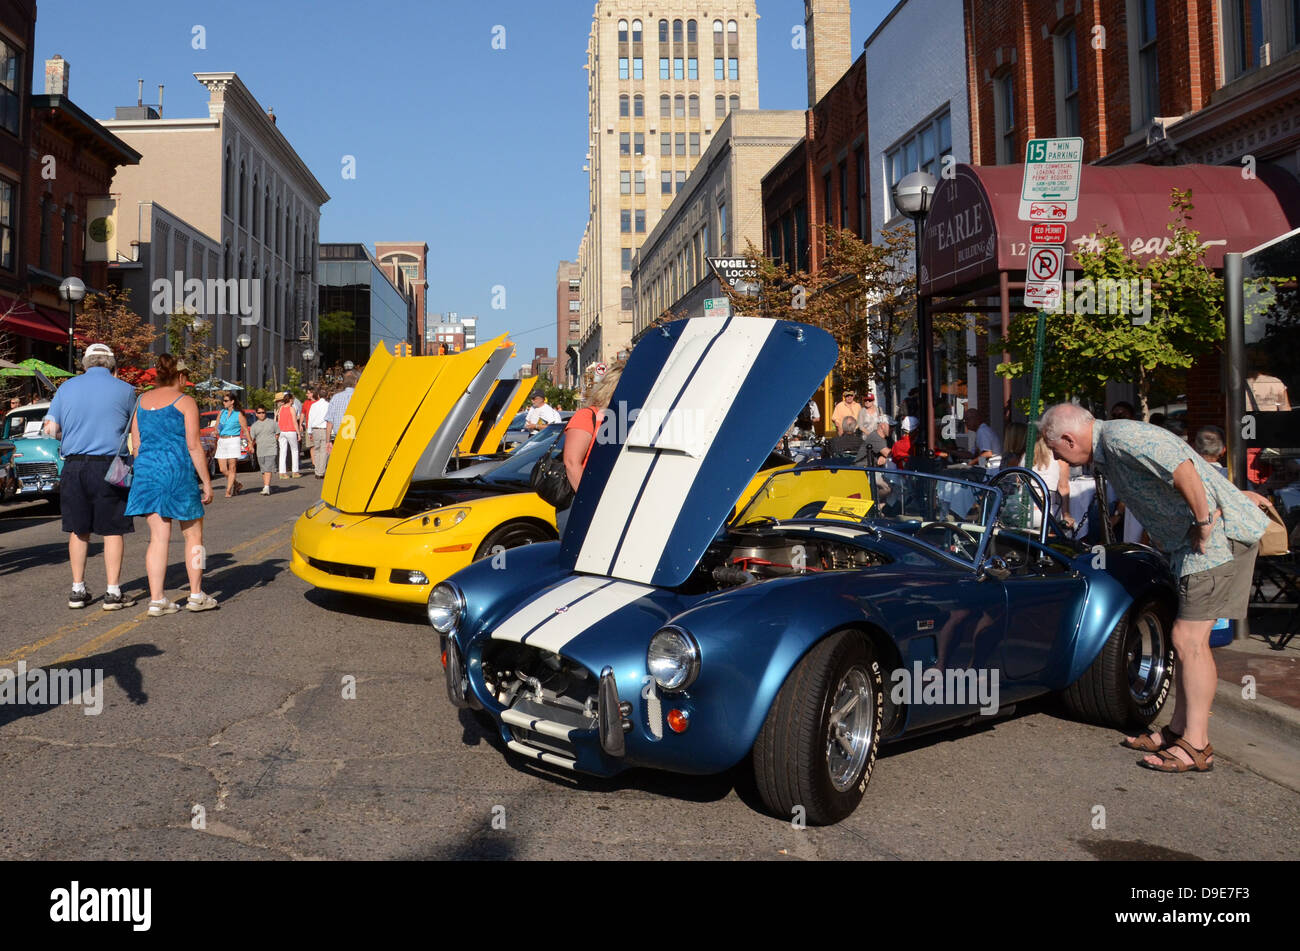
[977,555,1011,582]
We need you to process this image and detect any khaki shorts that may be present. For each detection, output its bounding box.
[311,430,327,454]
[1178,539,1259,621]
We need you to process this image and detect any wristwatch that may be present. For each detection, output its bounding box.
[1192,514,1214,527]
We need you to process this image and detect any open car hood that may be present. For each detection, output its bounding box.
[322,338,512,513]
[560,317,837,587]
[458,375,536,455]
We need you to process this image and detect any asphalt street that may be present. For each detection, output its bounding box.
[1,478,1297,861]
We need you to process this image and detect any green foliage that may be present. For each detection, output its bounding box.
[533,368,579,411]
[998,189,1225,415]
[165,310,227,389]
[245,387,277,411]
[285,366,306,402]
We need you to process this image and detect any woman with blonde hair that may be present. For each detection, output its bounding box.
[563,364,624,493]
[125,354,217,615]
[1032,429,1073,528]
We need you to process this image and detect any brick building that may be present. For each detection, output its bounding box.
[0,0,38,358]
[556,260,580,386]
[376,241,428,354]
[962,0,1300,440]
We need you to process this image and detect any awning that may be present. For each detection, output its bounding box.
[0,297,68,344]
[920,163,1300,298]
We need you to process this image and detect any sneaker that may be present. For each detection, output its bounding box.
[261,486,271,496]
[186,593,218,612]
[102,590,137,611]
[148,599,180,617]
[68,588,92,609]
[291,472,302,478]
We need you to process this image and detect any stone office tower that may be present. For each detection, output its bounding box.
[578,1,760,373]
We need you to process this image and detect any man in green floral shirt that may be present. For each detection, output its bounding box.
[1042,403,1268,773]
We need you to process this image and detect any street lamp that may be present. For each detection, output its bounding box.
[237,332,251,391]
[58,276,86,372]
[892,170,938,464]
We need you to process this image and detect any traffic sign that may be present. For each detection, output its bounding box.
[1024,281,1062,309]
[594,362,607,377]
[1027,245,1065,284]
[703,297,732,318]
[1019,137,1083,222]
[1030,222,1067,244]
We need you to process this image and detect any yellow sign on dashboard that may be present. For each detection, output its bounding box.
[819,496,874,521]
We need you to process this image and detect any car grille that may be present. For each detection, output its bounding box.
[306,556,375,580]
[16,462,58,479]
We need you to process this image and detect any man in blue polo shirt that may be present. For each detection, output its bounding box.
[43,343,139,610]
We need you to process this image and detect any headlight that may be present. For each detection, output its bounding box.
[387,507,470,535]
[427,582,465,634]
[647,626,700,692]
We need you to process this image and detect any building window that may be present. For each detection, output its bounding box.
[632,18,642,43]
[688,58,699,79]
[729,94,740,112]
[621,286,633,310]
[634,133,644,156]
[673,19,683,44]
[728,58,739,80]
[660,57,670,79]
[690,132,700,156]
[687,19,698,43]
[674,57,684,79]
[38,195,51,269]
[661,132,671,156]
[633,94,644,117]
[634,170,645,194]
[856,149,868,239]
[675,95,685,117]
[715,94,726,117]
[839,161,849,230]
[636,209,646,233]
[660,94,671,117]
[1135,0,1159,123]
[0,40,20,136]
[728,20,739,41]
[620,132,630,156]
[676,132,686,156]
[621,171,631,194]
[886,111,953,217]
[633,57,643,79]
[621,209,632,233]
[568,278,580,292]
[224,148,233,217]
[662,171,672,194]
[994,73,1016,163]
[619,57,629,80]
[622,248,633,271]
[688,94,700,117]
[620,94,630,117]
[659,19,669,43]
[569,299,581,312]
[824,172,834,228]
[619,19,628,43]
[795,202,809,272]
[264,188,271,247]
[676,171,687,193]
[719,201,728,253]
[1223,0,1292,78]
[1056,26,1080,136]
[715,57,725,80]
[62,204,74,273]
[238,162,247,226]
[714,19,724,37]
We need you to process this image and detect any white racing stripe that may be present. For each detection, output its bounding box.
[524,580,654,654]
[576,318,777,583]
[490,576,611,644]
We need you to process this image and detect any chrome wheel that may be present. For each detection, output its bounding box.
[825,665,874,793]
[1125,608,1169,707]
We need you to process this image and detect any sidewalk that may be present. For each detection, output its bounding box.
[1212,612,1300,735]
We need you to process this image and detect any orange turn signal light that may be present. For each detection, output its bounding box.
[440,649,447,669]
[667,709,690,733]
[432,543,473,553]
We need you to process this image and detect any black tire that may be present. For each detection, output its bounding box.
[1060,597,1173,728]
[752,630,883,826]
[473,521,555,561]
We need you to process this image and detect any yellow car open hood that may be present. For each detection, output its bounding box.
[323,338,512,513]
[458,375,536,455]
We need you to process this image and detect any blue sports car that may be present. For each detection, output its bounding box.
[429,317,1176,824]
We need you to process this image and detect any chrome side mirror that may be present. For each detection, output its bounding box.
[978,556,1011,582]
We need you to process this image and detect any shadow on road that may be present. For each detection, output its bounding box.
[302,588,424,625]
[0,643,165,727]
[0,539,70,576]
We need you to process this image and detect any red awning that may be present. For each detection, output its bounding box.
[0,297,68,344]
[920,163,1300,298]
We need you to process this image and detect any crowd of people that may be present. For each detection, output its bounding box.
[38,344,360,614]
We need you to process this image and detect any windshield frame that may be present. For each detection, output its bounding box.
[731,463,1006,569]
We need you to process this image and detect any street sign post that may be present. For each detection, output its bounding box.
[1018,137,1084,223]
[703,297,732,318]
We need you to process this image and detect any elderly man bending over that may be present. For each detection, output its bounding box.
[1041,403,1268,773]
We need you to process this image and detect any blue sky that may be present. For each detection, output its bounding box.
[36,0,895,374]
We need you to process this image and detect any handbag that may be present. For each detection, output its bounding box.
[105,397,140,489]
[1257,499,1290,557]
[530,438,575,511]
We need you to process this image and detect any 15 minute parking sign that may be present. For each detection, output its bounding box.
[1019,137,1083,223]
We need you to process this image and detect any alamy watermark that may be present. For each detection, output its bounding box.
[890,661,999,716]
[1044,272,1153,324]
[151,271,261,326]
[0,661,103,715]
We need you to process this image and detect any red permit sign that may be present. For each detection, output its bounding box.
[1030,223,1067,244]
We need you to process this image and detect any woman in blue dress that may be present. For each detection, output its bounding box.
[125,355,217,616]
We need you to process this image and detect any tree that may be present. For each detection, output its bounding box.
[319,310,355,367]
[999,189,1227,417]
[165,310,228,391]
[76,286,158,372]
[533,368,579,411]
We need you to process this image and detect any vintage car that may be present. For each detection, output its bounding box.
[290,339,555,606]
[431,317,1177,825]
[2,402,63,505]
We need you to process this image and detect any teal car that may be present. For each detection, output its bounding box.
[1,402,63,506]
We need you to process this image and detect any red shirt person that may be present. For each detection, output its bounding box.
[890,416,919,467]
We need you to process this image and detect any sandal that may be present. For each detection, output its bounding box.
[1120,726,1181,753]
[1138,737,1214,773]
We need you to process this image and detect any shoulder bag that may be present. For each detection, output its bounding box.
[105,396,141,489]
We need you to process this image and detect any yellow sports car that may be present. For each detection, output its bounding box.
[291,339,558,605]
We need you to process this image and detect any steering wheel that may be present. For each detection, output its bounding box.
[914,522,980,560]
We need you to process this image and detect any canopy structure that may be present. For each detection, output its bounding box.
[193,378,243,392]
[0,358,74,378]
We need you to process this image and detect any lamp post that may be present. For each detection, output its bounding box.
[58,277,86,372]
[892,170,938,463]
[237,333,251,392]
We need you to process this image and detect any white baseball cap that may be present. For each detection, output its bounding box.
[901,416,919,432]
[84,343,114,359]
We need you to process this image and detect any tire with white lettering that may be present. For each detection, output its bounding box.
[1060,598,1173,728]
[473,521,556,561]
[752,630,882,826]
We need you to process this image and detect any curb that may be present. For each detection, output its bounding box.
[1213,679,1300,737]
